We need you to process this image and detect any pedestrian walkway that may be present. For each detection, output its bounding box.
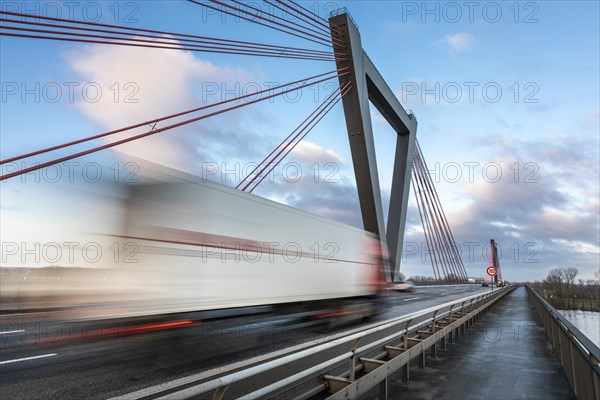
[385,286,575,399]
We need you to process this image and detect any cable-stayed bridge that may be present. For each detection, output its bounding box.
[0,3,595,399]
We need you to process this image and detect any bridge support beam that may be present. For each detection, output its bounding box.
[330,11,417,281]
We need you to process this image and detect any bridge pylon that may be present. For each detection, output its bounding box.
[491,239,503,283]
[329,10,417,281]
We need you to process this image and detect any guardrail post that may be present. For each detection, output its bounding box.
[349,338,361,381]
[402,319,412,383]
[403,319,412,349]
[212,385,228,400]
[446,305,455,343]
[431,310,438,359]
[459,301,467,335]
[467,299,475,329]
[430,310,438,332]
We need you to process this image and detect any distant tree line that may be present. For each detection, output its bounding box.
[531,268,600,311]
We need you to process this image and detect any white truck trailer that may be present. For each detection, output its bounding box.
[114,165,387,321]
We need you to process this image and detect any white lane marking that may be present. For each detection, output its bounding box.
[0,330,25,335]
[403,297,421,301]
[0,353,57,365]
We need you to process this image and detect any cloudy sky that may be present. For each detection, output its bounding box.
[1,1,598,281]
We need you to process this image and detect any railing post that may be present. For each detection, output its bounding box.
[402,362,409,384]
[592,354,600,400]
[567,333,578,396]
[430,310,438,332]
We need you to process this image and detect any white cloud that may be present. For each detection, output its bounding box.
[443,33,475,52]
[290,140,343,164]
[67,43,251,174]
[580,109,599,129]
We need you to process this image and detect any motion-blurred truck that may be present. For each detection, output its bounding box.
[114,165,388,322]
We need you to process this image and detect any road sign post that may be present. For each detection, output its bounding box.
[486,266,497,292]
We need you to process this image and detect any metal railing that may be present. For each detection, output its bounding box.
[329,8,358,30]
[526,285,600,400]
[114,286,516,399]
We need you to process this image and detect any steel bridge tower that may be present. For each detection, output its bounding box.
[329,10,417,281]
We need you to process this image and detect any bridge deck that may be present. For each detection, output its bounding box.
[384,286,575,399]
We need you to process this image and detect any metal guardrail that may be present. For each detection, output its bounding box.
[116,286,516,399]
[526,285,600,400]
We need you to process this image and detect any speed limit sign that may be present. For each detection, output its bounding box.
[486,266,498,276]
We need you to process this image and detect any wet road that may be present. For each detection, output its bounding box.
[0,285,493,399]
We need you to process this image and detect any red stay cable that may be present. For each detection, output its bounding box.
[0,16,337,59]
[237,85,342,190]
[282,0,343,37]
[247,81,352,193]
[1,73,345,181]
[263,0,333,37]
[0,32,335,62]
[225,0,345,47]
[0,10,332,56]
[1,68,348,165]
[189,0,331,48]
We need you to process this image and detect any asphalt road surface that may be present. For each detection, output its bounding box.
[0,284,495,399]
